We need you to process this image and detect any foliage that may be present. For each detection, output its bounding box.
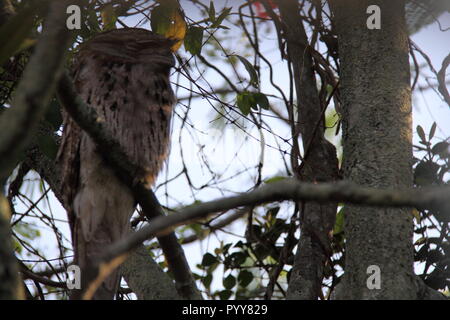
[0,0,448,300]
[413,123,450,291]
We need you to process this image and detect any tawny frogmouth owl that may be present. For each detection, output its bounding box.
[57,28,175,299]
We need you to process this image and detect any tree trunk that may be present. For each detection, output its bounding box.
[121,245,182,299]
[330,0,416,299]
[0,195,25,299]
[275,0,340,300]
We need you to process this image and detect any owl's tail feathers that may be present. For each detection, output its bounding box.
[73,184,134,300]
[70,165,134,299]
[78,228,121,300]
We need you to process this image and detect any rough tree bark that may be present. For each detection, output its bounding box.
[330,0,420,299]
[0,194,24,299]
[120,245,182,299]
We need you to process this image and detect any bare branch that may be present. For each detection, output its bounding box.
[275,0,340,300]
[19,262,66,289]
[437,53,450,107]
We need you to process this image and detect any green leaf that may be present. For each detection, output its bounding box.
[13,238,22,254]
[417,125,426,143]
[414,161,439,186]
[101,3,117,30]
[414,237,426,246]
[211,7,231,28]
[265,206,280,221]
[254,92,269,110]
[14,222,41,240]
[150,2,186,51]
[224,252,248,268]
[150,4,172,35]
[219,289,232,300]
[253,244,271,260]
[429,122,437,140]
[223,274,236,289]
[431,141,449,158]
[184,26,204,56]
[208,1,216,22]
[234,241,245,248]
[201,273,212,288]
[411,208,421,223]
[234,55,259,88]
[238,270,253,287]
[222,243,232,253]
[236,92,269,114]
[236,92,256,115]
[264,176,286,184]
[201,253,218,266]
[233,252,248,265]
[333,207,344,235]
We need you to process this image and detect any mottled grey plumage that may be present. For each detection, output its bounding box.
[57,28,175,299]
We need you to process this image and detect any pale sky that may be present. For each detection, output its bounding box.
[11,2,449,298]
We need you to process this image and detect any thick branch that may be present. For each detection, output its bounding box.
[330,0,420,300]
[94,178,450,285]
[0,194,24,299]
[19,262,66,289]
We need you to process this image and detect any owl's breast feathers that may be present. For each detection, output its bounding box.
[57,28,176,231]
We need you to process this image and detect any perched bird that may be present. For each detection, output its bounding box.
[57,28,176,299]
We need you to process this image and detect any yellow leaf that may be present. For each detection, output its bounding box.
[166,9,187,51]
[0,194,11,220]
[150,3,186,52]
[414,237,426,246]
[411,208,421,223]
[101,3,117,31]
[17,38,37,53]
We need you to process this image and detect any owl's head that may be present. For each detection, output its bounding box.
[78,28,176,70]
